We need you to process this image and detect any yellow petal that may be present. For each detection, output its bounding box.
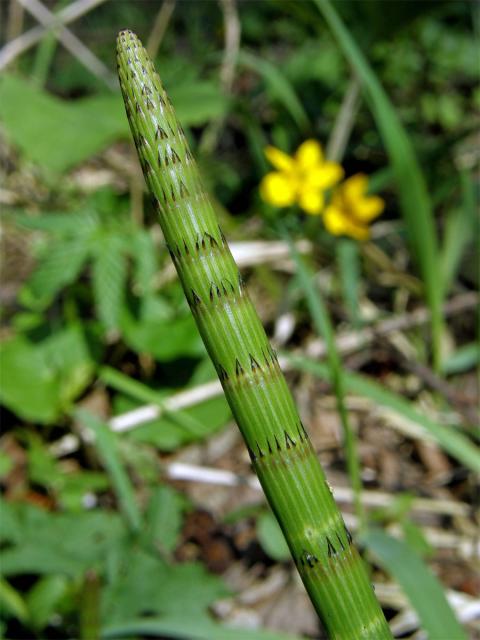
[264,146,294,172]
[260,172,297,207]
[323,205,348,236]
[295,139,324,170]
[298,188,324,215]
[324,205,370,241]
[306,162,344,189]
[343,174,368,201]
[353,195,385,222]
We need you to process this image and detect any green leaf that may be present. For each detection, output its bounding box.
[0,325,94,423]
[26,575,69,630]
[363,529,467,640]
[336,238,362,328]
[102,616,301,640]
[131,229,158,296]
[238,50,309,131]
[101,547,227,625]
[288,354,480,473]
[143,486,187,555]
[0,577,29,623]
[120,308,205,360]
[77,410,142,532]
[0,499,125,577]
[0,75,129,173]
[442,343,479,376]
[314,0,443,369]
[125,393,231,451]
[92,234,128,331]
[441,171,477,299]
[24,236,91,309]
[257,511,290,562]
[169,82,229,126]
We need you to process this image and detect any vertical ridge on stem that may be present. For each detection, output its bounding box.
[116,29,392,639]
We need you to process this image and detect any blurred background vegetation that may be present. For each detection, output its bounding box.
[0,0,478,638]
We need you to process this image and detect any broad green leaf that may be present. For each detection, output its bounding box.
[101,547,227,625]
[77,410,141,532]
[131,229,158,296]
[0,75,128,173]
[143,486,187,555]
[92,234,128,331]
[169,82,229,126]
[26,575,69,630]
[314,0,443,368]
[24,236,91,309]
[0,335,59,423]
[0,76,228,173]
[13,209,100,234]
[120,308,205,360]
[363,529,466,640]
[0,325,93,423]
[257,511,290,562]
[0,499,125,577]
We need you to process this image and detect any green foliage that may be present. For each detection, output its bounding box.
[314,0,443,369]
[363,529,467,640]
[257,511,290,562]
[0,325,94,423]
[1,2,476,638]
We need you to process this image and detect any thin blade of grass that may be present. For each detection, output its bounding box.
[337,238,362,328]
[99,366,208,438]
[288,354,480,473]
[441,170,477,299]
[314,0,443,370]
[238,50,309,131]
[363,529,467,640]
[286,230,365,526]
[76,409,141,531]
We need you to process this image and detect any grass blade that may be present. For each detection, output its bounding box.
[288,354,480,473]
[441,170,477,299]
[286,230,365,527]
[314,0,443,369]
[76,409,141,531]
[363,529,467,640]
[238,50,310,131]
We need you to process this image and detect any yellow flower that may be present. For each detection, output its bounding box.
[260,140,344,215]
[323,174,385,241]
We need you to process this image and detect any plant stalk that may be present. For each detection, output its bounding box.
[116,30,392,639]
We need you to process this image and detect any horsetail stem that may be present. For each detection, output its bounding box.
[116,31,392,639]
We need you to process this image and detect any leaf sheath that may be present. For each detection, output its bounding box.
[116,31,391,639]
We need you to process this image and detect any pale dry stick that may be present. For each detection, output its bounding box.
[109,290,478,432]
[146,0,176,59]
[0,0,107,70]
[16,0,116,88]
[376,585,480,637]
[158,238,312,285]
[326,75,361,163]
[5,0,25,49]
[165,461,470,518]
[199,0,241,154]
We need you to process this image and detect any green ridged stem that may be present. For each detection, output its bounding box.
[116,30,392,640]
